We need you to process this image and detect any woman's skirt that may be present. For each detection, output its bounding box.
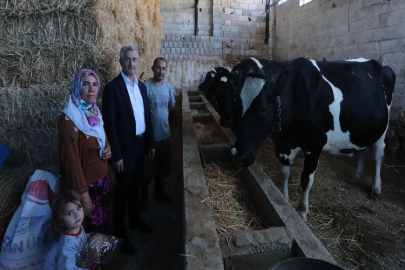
[85,175,111,233]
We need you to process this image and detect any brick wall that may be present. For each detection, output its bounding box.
[159,0,216,36]
[274,0,405,153]
[159,0,195,35]
[221,0,270,58]
[159,0,272,63]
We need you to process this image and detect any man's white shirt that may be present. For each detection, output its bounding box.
[121,71,146,135]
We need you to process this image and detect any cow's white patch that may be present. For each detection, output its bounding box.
[346,58,370,62]
[210,72,215,78]
[250,57,263,70]
[240,76,266,116]
[231,148,238,156]
[371,104,390,196]
[211,68,217,73]
[309,60,365,154]
[368,73,373,78]
[372,125,387,195]
[278,147,301,165]
[221,76,228,82]
[282,166,291,202]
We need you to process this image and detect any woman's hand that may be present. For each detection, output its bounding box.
[114,159,124,173]
[102,144,111,160]
[82,192,93,216]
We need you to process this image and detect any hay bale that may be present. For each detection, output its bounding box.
[0,0,163,164]
[0,0,163,241]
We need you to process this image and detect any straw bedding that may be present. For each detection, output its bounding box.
[204,162,264,235]
[0,0,163,240]
[194,122,226,145]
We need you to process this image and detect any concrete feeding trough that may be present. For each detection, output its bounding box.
[182,89,340,270]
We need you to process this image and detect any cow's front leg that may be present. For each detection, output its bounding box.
[297,151,321,222]
[277,147,301,203]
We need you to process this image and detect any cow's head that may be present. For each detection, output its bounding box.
[198,67,235,118]
[222,58,286,132]
[232,71,288,167]
[199,67,238,128]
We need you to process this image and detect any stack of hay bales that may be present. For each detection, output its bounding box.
[0,0,163,239]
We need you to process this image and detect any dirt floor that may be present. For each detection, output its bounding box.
[254,138,405,270]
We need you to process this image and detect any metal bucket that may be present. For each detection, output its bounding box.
[268,258,347,270]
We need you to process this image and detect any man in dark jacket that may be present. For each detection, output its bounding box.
[102,45,155,255]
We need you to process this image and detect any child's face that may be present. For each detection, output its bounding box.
[63,202,84,231]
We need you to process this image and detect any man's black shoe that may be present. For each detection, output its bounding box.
[120,239,136,255]
[129,219,153,234]
[154,192,172,204]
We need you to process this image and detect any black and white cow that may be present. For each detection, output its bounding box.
[199,67,231,114]
[231,57,396,221]
[200,58,289,133]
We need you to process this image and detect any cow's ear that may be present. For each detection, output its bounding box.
[274,70,289,95]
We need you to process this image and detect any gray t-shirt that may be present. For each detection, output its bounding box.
[145,79,175,141]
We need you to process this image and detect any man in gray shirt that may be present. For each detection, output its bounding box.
[143,57,175,208]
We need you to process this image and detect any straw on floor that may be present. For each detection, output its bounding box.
[203,162,264,235]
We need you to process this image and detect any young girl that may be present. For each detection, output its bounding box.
[52,189,96,270]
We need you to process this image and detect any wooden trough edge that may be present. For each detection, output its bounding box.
[182,88,225,270]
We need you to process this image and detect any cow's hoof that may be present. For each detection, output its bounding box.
[369,188,381,200]
[297,203,308,222]
[298,211,308,222]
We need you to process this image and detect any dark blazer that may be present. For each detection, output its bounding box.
[102,73,154,164]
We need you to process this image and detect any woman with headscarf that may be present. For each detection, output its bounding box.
[58,69,111,233]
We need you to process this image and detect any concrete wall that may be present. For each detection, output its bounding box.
[159,0,195,35]
[159,0,272,82]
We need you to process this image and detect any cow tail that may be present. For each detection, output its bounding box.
[382,66,395,106]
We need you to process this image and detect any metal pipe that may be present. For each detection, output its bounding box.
[273,0,277,59]
[195,0,199,36]
[265,0,270,44]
